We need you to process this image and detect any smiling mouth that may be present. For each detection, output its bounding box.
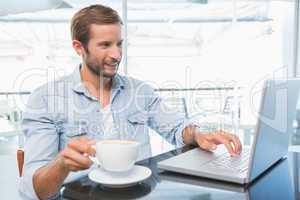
[105,62,119,68]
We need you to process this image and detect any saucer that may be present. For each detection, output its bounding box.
[88,165,152,188]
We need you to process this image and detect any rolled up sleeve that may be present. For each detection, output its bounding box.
[19,87,59,200]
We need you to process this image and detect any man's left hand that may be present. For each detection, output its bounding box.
[194,130,242,156]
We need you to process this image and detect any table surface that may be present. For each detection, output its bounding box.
[62,146,295,200]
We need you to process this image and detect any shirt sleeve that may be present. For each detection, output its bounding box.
[143,85,196,147]
[18,87,60,200]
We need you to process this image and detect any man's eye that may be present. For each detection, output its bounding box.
[99,43,111,48]
[117,42,123,48]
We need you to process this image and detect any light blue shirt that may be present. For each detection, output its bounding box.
[19,65,192,199]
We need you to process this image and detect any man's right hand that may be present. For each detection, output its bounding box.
[59,136,96,172]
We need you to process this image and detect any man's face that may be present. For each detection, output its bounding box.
[82,24,123,78]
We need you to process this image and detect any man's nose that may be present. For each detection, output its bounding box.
[109,46,122,61]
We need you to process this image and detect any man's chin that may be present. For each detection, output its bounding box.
[86,64,118,78]
[101,71,117,78]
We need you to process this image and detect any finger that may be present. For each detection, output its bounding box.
[88,140,96,145]
[222,140,236,156]
[206,133,222,145]
[64,158,88,171]
[61,147,93,168]
[87,145,96,156]
[78,136,89,141]
[79,137,96,155]
[229,135,242,154]
[213,133,236,155]
[78,136,96,144]
[220,132,242,154]
[68,138,93,154]
[196,137,217,151]
[217,131,242,154]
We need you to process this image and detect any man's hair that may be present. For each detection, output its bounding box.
[71,4,122,50]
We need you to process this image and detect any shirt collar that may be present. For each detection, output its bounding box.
[71,64,125,94]
[111,73,125,90]
[71,64,85,94]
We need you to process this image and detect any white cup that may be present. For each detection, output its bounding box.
[90,140,140,172]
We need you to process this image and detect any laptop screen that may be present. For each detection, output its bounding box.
[249,79,300,180]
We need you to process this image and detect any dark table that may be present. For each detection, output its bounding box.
[62,146,295,200]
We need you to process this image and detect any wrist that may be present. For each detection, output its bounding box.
[183,125,198,145]
[189,124,212,144]
[56,154,70,174]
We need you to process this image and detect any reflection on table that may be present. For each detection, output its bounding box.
[62,146,295,200]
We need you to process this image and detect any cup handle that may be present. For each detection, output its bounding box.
[88,145,101,167]
[89,155,101,166]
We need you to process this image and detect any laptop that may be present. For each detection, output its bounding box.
[158,79,300,184]
[159,158,294,200]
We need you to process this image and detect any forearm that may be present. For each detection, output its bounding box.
[33,154,70,200]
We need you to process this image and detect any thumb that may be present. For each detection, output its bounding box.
[198,139,217,151]
[87,140,96,145]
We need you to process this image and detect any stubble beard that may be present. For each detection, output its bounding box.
[85,56,119,78]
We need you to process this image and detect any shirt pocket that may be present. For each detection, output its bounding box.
[124,112,149,142]
[56,118,88,150]
[127,111,148,125]
[59,118,89,139]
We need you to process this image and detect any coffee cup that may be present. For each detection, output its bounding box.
[89,140,140,172]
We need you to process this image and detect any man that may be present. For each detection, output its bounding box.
[19,4,242,200]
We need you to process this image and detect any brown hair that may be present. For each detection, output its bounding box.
[71,4,122,50]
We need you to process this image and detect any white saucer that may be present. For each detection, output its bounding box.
[88,165,152,188]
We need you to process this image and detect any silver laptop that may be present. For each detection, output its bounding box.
[159,158,293,199]
[158,79,300,184]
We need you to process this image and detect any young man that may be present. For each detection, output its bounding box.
[19,4,242,200]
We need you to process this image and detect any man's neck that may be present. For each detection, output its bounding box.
[80,64,112,107]
[80,64,112,91]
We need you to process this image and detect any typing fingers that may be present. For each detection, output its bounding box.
[228,134,242,154]
[215,131,242,156]
[194,133,218,151]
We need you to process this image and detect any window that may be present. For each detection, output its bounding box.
[0,0,296,126]
[127,0,295,127]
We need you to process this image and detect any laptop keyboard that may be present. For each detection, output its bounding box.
[206,148,251,173]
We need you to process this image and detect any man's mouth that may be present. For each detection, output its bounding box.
[104,62,119,68]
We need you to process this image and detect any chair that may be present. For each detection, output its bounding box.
[0,99,24,177]
[17,148,24,177]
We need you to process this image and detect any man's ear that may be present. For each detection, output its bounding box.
[72,40,85,56]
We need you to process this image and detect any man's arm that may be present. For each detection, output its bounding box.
[33,137,95,200]
[32,155,69,199]
[183,125,242,156]
[20,86,97,199]
[141,83,242,155]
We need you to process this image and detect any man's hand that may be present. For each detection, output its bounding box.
[194,130,242,156]
[33,136,96,200]
[183,126,242,156]
[60,136,96,172]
